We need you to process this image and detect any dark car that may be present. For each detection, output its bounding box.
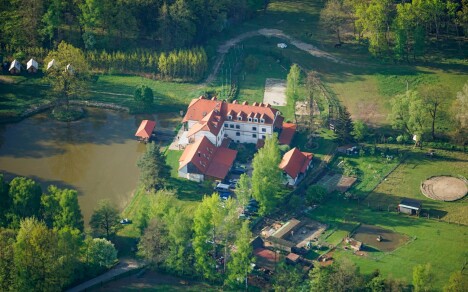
[231,167,246,175]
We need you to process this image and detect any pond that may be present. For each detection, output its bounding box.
[0,108,180,223]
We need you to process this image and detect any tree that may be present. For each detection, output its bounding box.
[320,0,349,43]
[41,185,84,231]
[0,174,10,226]
[138,217,169,268]
[192,194,222,281]
[444,271,467,292]
[45,42,90,111]
[134,85,154,106]
[89,200,121,239]
[335,107,354,144]
[305,185,327,205]
[352,120,368,142]
[234,174,251,207]
[251,134,282,215]
[8,177,42,228]
[164,207,194,276]
[286,64,301,124]
[225,221,253,289]
[14,218,71,291]
[333,258,363,291]
[86,238,117,268]
[389,90,429,138]
[420,85,449,140]
[413,263,433,292]
[0,228,16,291]
[137,142,170,191]
[273,262,303,292]
[309,264,334,292]
[452,83,468,146]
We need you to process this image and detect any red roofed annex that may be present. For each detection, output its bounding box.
[279,147,313,186]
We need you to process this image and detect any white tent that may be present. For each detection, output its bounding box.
[47,59,56,70]
[27,58,39,72]
[9,59,21,73]
[65,64,74,74]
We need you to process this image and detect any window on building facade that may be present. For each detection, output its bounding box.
[262,135,266,139]
[254,118,258,122]
[236,125,240,129]
[253,134,257,138]
[261,128,266,132]
[224,124,228,127]
[248,117,252,122]
[228,115,232,120]
[236,132,240,136]
[230,124,234,128]
[252,127,257,131]
[260,119,265,123]
[238,116,242,121]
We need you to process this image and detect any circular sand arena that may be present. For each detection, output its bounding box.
[421,176,468,201]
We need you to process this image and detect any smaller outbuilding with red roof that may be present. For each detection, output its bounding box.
[279,147,313,186]
[135,120,156,142]
[178,136,237,182]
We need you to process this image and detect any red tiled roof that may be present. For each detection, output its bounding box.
[278,122,296,145]
[279,147,313,179]
[187,110,224,137]
[183,98,280,126]
[179,136,237,180]
[135,120,156,139]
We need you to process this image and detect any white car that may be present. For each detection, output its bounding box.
[277,43,287,49]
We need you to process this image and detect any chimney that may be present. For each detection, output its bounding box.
[232,100,238,104]
[212,96,217,100]
[242,101,248,105]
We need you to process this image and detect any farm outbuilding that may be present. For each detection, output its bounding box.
[27,58,38,73]
[9,59,21,74]
[398,198,422,215]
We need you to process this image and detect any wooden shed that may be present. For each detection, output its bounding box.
[27,58,39,73]
[398,198,422,215]
[9,59,21,74]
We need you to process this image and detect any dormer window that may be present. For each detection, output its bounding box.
[248,117,252,122]
[238,116,242,121]
[254,118,258,123]
[260,118,265,123]
[228,115,232,120]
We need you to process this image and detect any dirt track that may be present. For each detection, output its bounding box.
[204,28,356,85]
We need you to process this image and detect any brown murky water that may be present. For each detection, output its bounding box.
[0,108,179,223]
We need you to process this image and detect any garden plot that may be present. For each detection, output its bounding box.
[317,173,357,193]
[263,78,287,106]
[353,224,409,252]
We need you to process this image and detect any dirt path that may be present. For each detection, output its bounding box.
[66,258,143,292]
[204,28,356,85]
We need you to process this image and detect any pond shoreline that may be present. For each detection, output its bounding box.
[0,100,130,124]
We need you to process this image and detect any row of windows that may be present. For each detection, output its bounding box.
[226,132,265,139]
[228,115,265,123]
[224,124,267,132]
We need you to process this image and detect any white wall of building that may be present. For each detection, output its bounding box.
[178,165,204,182]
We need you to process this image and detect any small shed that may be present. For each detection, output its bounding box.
[345,237,362,252]
[9,59,21,74]
[47,59,57,70]
[398,198,422,215]
[27,58,39,73]
[286,252,300,264]
[135,120,156,142]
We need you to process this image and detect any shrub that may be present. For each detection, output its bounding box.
[244,55,259,72]
[306,185,327,205]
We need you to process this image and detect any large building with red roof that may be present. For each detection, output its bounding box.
[178,96,296,181]
[279,147,313,186]
[181,96,288,146]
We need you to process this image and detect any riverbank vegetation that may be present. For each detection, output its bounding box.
[0,174,118,291]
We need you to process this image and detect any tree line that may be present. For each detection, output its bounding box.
[0,174,118,291]
[0,0,265,51]
[320,0,468,61]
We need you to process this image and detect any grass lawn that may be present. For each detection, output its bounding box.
[309,194,468,289]
[365,149,468,225]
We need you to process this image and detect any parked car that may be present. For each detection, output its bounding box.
[219,192,231,200]
[215,183,230,192]
[231,167,246,175]
[120,218,132,224]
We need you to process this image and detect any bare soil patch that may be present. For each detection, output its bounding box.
[353,224,409,252]
[263,78,287,106]
[421,176,467,201]
[317,173,357,193]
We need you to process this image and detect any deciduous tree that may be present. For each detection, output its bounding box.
[225,221,253,289]
[413,263,433,292]
[89,200,121,239]
[138,217,169,268]
[86,238,117,268]
[251,134,282,215]
[320,0,349,44]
